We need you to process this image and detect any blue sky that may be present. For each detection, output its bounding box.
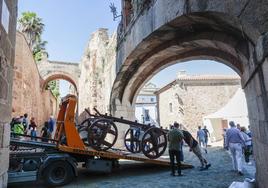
[150,60,237,88]
[18,0,121,97]
[18,1,237,96]
[18,0,121,62]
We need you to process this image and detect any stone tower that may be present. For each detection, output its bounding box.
[78,29,117,114]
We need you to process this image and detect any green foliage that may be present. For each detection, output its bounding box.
[33,40,48,62]
[46,80,60,98]
[18,11,48,62]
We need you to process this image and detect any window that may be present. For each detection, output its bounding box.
[150,97,154,102]
[144,109,150,121]
[169,103,173,113]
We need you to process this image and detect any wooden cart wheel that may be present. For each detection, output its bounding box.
[124,128,141,153]
[77,117,95,146]
[141,127,167,159]
[87,118,118,151]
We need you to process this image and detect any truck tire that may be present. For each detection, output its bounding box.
[43,161,74,186]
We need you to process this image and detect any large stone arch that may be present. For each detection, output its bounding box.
[111,11,254,117]
[112,1,268,186]
[38,60,80,93]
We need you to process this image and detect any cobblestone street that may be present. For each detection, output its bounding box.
[8,145,255,188]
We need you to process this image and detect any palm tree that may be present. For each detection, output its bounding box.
[33,39,48,61]
[18,12,45,50]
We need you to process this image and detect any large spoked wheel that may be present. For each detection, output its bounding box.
[87,118,118,151]
[78,123,90,146]
[124,128,141,153]
[77,118,96,146]
[141,127,167,159]
[44,161,74,187]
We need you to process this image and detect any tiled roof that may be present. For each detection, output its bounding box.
[155,74,240,94]
[176,75,240,81]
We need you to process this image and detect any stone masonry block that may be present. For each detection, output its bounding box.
[0,124,3,148]
[0,172,8,188]
[257,96,266,121]
[254,140,268,188]
[1,123,10,148]
[253,73,262,97]
[256,32,268,63]
[247,98,259,120]
[251,119,260,140]
[0,122,9,148]
[259,121,268,145]
[0,147,9,178]
[262,59,268,92]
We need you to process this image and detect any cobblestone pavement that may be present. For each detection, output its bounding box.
[8,146,255,188]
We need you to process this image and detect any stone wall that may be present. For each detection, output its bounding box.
[78,29,117,114]
[157,76,241,135]
[245,31,268,187]
[12,32,58,128]
[0,0,17,187]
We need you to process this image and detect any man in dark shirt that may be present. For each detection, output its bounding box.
[168,122,184,176]
[181,126,211,170]
[41,121,50,142]
[203,126,210,148]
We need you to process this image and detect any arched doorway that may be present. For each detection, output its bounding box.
[41,73,78,93]
[111,12,268,186]
[42,73,79,118]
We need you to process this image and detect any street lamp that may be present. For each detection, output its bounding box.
[109,3,122,21]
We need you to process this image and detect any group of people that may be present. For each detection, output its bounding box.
[225,121,252,176]
[167,120,253,177]
[10,113,56,142]
[168,122,211,176]
[196,125,210,153]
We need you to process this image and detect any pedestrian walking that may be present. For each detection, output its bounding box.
[13,117,24,139]
[197,126,207,153]
[246,125,252,138]
[41,121,50,142]
[236,123,241,131]
[168,122,184,176]
[48,115,55,139]
[22,113,29,133]
[203,125,210,148]
[180,125,211,171]
[226,121,245,175]
[29,117,37,140]
[240,126,252,163]
[10,118,16,135]
[223,128,227,149]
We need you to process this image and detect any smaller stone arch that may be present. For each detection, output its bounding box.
[37,60,80,93]
[41,73,78,93]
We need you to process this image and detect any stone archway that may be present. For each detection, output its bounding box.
[41,73,78,93]
[111,4,268,186]
[38,60,80,93]
[111,12,252,118]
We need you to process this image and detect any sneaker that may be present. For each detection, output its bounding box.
[170,173,175,176]
[205,164,211,169]
[177,173,184,176]
[199,167,206,171]
[238,171,244,176]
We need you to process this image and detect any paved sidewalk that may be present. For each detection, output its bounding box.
[9,145,252,188]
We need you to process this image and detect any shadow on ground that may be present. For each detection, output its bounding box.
[9,146,253,188]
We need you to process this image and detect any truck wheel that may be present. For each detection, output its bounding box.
[44,161,74,186]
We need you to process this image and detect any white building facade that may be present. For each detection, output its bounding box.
[135,83,159,126]
[156,72,242,134]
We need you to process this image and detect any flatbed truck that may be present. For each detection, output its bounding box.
[8,96,192,186]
